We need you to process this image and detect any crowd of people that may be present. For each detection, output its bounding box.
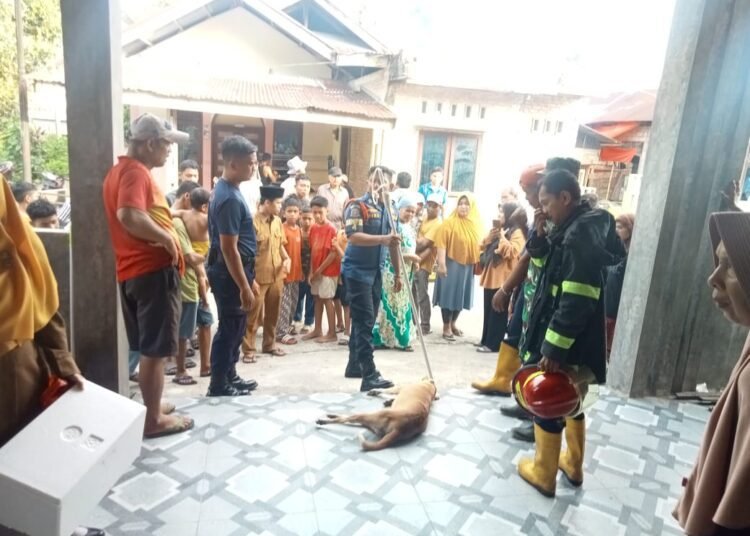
[3,112,749,535]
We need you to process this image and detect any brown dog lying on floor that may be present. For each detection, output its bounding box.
[316,379,438,451]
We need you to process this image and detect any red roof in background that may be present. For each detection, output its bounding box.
[586,90,657,124]
[592,121,640,139]
[125,74,396,122]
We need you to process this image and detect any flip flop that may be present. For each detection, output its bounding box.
[172,374,197,386]
[264,347,286,357]
[242,353,257,364]
[278,334,298,345]
[185,358,197,369]
[452,328,464,337]
[338,337,350,346]
[442,333,456,341]
[161,402,176,415]
[476,346,495,353]
[199,369,211,378]
[186,348,196,358]
[144,415,194,439]
[164,364,178,375]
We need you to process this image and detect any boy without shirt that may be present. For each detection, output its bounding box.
[172,187,213,377]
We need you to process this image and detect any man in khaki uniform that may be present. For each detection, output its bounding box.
[241,186,290,361]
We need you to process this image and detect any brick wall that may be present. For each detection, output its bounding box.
[346,127,373,197]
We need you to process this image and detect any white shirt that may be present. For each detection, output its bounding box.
[239,175,261,217]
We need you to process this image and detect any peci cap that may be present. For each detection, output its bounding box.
[260,185,285,201]
[328,166,343,177]
[130,113,189,144]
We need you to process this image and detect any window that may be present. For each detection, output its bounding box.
[436,102,443,113]
[451,104,457,117]
[418,131,479,192]
[531,118,540,132]
[556,121,564,134]
[544,120,552,133]
[421,101,428,113]
[480,107,486,119]
[465,105,472,118]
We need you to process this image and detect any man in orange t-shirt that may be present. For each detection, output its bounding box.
[102,113,193,439]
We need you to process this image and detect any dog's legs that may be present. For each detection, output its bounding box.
[316,413,387,436]
[359,429,401,451]
[367,385,402,398]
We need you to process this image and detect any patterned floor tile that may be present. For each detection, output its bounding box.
[95,389,707,535]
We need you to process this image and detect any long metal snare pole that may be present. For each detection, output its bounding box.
[372,169,434,381]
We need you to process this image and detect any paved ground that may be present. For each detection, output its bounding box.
[90,388,705,536]
[158,284,492,399]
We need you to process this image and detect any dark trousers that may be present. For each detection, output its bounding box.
[412,269,432,330]
[535,412,585,433]
[208,264,254,386]
[480,288,509,352]
[504,290,525,350]
[294,280,314,325]
[347,272,382,373]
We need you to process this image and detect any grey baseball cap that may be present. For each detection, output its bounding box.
[129,113,189,144]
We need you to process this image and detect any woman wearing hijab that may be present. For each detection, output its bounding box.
[674,212,750,535]
[433,193,483,340]
[373,192,422,350]
[604,213,634,359]
[476,203,527,353]
[0,176,107,536]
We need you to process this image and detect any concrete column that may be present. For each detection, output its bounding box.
[201,112,213,189]
[263,118,274,155]
[610,0,750,396]
[61,0,125,393]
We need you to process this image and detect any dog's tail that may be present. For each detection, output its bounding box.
[359,430,399,452]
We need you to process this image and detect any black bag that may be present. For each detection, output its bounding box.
[479,237,500,269]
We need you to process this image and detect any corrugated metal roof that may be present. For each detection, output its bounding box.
[125,73,395,121]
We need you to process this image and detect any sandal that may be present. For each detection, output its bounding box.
[335,326,345,334]
[186,348,196,358]
[476,346,495,353]
[185,358,197,369]
[144,415,194,439]
[338,336,350,346]
[300,325,312,334]
[442,333,456,342]
[200,369,211,378]
[172,374,197,386]
[290,326,298,335]
[278,334,298,345]
[452,328,464,337]
[164,364,178,375]
[242,353,257,364]
[264,347,287,357]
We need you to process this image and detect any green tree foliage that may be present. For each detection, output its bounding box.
[0,111,68,181]
[0,0,62,116]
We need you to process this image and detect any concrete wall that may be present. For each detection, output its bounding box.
[301,122,337,186]
[124,7,330,80]
[381,86,583,225]
[37,230,72,343]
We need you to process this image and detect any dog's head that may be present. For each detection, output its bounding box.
[421,377,439,400]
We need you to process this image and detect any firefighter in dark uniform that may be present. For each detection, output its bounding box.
[517,168,625,497]
[341,166,402,391]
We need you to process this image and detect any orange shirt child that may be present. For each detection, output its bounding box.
[309,222,340,278]
[283,221,303,283]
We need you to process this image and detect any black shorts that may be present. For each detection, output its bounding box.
[335,275,350,306]
[120,267,181,358]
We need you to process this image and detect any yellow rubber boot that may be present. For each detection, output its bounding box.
[559,417,585,487]
[518,424,562,497]
[470,343,521,395]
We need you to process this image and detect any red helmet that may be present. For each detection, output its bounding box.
[512,365,581,419]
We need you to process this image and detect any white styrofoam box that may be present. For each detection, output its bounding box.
[0,381,145,536]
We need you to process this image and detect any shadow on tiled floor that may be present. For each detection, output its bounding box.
[90,389,706,536]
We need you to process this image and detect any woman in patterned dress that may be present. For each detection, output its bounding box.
[372,192,423,350]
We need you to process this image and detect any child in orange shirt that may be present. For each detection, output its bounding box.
[277,197,303,344]
[333,229,351,345]
[302,196,339,343]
